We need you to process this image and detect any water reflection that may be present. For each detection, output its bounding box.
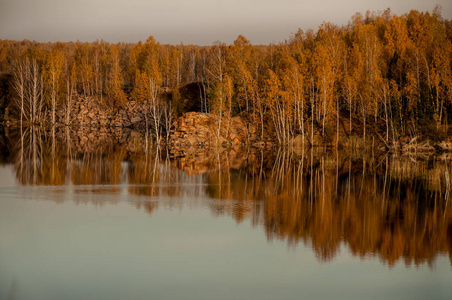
[4,128,452,267]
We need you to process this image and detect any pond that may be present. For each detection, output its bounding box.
[0,127,451,300]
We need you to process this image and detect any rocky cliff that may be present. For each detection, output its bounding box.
[3,95,153,129]
[169,112,260,151]
[57,97,149,129]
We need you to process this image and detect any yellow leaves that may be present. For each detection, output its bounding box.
[279,51,303,110]
[384,16,411,58]
[351,22,384,116]
[141,36,161,83]
[265,69,281,103]
[130,36,162,90]
[3,9,452,134]
[224,74,233,101]
[132,70,149,103]
[129,36,163,105]
[264,69,297,144]
[227,35,258,114]
[106,46,126,108]
[210,74,233,118]
[43,47,65,105]
[314,41,336,123]
[145,35,157,45]
[404,70,419,117]
[128,41,142,82]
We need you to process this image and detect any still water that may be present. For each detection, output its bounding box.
[0,128,451,299]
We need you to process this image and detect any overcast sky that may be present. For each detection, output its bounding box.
[0,0,451,45]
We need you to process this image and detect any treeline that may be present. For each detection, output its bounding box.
[1,8,451,145]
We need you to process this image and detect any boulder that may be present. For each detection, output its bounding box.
[170,112,257,149]
[131,116,142,124]
[437,141,452,152]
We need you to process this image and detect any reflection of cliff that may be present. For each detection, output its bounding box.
[13,127,67,185]
[9,127,149,186]
[10,127,127,186]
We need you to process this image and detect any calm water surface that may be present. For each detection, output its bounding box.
[0,129,451,299]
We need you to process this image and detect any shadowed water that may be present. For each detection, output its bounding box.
[0,127,451,300]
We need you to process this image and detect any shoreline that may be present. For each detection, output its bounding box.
[2,91,451,156]
[2,114,452,159]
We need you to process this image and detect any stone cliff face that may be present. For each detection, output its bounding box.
[169,112,259,150]
[57,97,148,129]
[3,96,152,129]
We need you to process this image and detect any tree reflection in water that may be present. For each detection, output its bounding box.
[7,129,452,266]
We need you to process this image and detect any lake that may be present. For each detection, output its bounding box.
[0,127,451,300]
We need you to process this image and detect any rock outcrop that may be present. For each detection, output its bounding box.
[3,95,153,129]
[57,97,148,129]
[169,112,258,151]
[55,126,147,154]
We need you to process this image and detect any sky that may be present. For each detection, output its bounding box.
[0,0,451,45]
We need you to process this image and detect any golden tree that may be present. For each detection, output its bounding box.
[106,45,126,108]
[43,45,65,125]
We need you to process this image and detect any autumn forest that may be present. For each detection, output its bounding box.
[1,8,452,147]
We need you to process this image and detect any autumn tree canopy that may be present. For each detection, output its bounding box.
[1,8,451,144]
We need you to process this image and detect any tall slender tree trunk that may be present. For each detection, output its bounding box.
[337,95,339,146]
[66,78,72,125]
[383,85,389,142]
